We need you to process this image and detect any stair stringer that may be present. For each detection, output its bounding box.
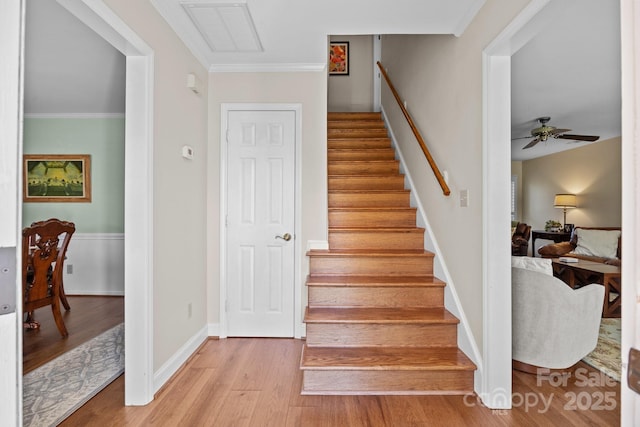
[379,106,484,391]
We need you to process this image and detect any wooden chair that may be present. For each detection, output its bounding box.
[22,218,75,337]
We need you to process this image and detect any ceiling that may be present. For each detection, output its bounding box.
[510,0,621,161]
[24,0,621,161]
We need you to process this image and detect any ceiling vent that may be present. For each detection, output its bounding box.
[181,1,263,52]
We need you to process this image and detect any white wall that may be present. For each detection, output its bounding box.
[64,233,124,295]
[208,71,328,330]
[328,35,374,112]
[104,0,209,373]
[380,0,530,352]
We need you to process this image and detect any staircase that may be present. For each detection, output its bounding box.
[299,112,476,395]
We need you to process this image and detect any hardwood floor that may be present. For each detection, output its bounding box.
[23,295,124,374]
[60,337,620,426]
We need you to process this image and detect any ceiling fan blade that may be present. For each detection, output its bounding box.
[555,134,600,142]
[523,137,541,149]
[549,128,571,135]
[512,135,535,140]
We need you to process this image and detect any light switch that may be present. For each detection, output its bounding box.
[460,189,469,207]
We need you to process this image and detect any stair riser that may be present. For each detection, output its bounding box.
[328,176,405,191]
[328,112,382,121]
[305,323,457,347]
[329,210,416,227]
[328,121,386,129]
[328,150,395,161]
[329,192,409,208]
[328,231,424,250]
[308,286,444,308]
[328,162,399,175]
[309,255,433,275]
[328,139,391,149]
[301,370,474,395]
[329,129,388,139]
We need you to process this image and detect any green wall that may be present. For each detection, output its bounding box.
[23,118,125,233]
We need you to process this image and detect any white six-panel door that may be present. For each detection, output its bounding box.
[225,109,296,337]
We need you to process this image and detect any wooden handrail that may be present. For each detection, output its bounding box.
[377,61,451,196]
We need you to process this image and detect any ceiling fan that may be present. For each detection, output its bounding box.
[515,117,600,149]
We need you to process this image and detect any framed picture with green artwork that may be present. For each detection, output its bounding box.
[23,154,91,202]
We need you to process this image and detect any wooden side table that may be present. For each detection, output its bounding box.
[552,259,621,318]
[531,230,571,257]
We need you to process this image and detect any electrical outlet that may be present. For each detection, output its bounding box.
[188,303,192,318]
[67,264,73,274]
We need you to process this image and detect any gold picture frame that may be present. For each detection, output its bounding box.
[23,154,91,203]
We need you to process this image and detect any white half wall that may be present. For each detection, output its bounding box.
[64,233,124,295]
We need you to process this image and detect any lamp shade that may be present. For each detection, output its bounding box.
[554,194,577,208]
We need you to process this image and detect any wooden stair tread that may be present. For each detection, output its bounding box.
[329,189,409,194]
[300,346,476,371]
[330,159,397,163]
[329,207,416,212]
[328,137,390,143]
[306,275,443,287]
[307,249,434,256]
[329,227,423,232]
[304,307,458,324]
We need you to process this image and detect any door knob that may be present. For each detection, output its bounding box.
[275,233,292,241]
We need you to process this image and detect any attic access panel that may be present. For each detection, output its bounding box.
[182,2,263,52]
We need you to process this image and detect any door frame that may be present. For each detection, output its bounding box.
[482,0,569,408]
[56,0,155,405]
[219,103,302,339]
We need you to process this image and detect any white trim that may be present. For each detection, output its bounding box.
[153,325,208,393]
[73,232,124,240]
[372,35,381,113]
[209,63,326,73]
[219,103,303,339]
[1,0,24,424]
[481,0,553,409]
[620,0,640,423]
[57,0,155,406]
[24,113,125,119]
[380,106,483,385]
[207,322,220,337]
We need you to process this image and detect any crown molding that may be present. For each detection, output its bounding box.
[209,62,326,73]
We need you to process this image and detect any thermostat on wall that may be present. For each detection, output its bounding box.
[182,145,194,160]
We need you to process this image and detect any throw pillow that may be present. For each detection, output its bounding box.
[538,241,573,257]
[511,256,552,276]
[572,228,621,259]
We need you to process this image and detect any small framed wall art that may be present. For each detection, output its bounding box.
[23,154,92,202]
[329,41,349,75]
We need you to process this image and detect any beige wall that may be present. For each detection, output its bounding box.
[522,137,621,253]
[511,161,524,223]
[328,35,374,112]
[207,71,328,325]
[380,0,530,350]
[105,0,209,371]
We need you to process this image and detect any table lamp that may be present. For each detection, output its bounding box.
[554,193,577,228]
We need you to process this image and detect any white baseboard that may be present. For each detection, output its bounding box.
[153,325,208,393]
[207,322,220,337]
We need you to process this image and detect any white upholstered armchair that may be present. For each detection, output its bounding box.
[512,257,604,372]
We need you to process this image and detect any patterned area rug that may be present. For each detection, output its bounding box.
[582,318,621,381]
[23,323,124,426]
